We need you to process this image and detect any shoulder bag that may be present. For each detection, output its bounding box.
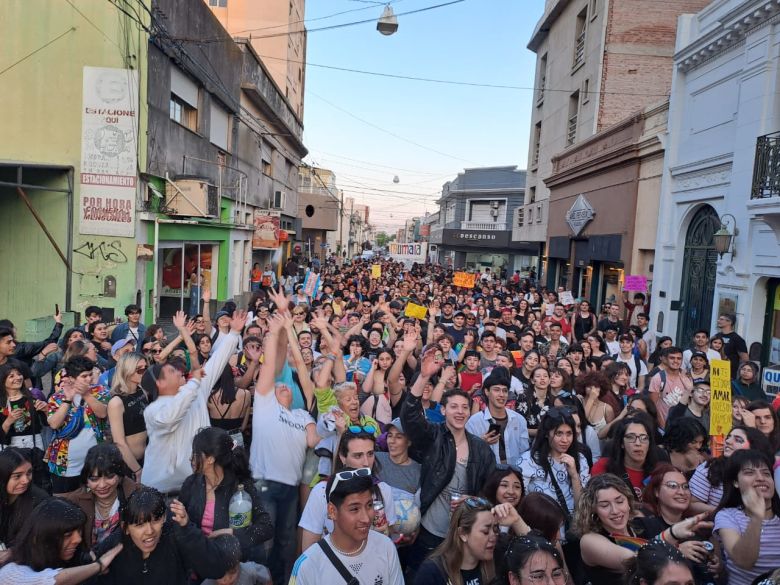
[317,539,360,585]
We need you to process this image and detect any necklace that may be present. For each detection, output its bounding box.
[330,537,367,556]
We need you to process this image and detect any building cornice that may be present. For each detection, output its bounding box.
[677,0,780,72]
[528,0,572,52]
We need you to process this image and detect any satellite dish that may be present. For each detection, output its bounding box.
[393,175,400,184]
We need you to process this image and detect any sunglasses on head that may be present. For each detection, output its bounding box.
[328,467,371,498]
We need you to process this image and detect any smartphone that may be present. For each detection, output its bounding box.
[444,359,454,367]
[488,422,502,435]
[55,303,60,315]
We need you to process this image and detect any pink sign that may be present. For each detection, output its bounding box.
[624,275,648,292]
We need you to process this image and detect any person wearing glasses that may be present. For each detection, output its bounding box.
[299,430,395,551]
[574,474,710,585]
[688,426,771,515]
[62,443,138,553]
[634,463,721,582]
[290,467,404,585]
[590,415,659,503]
[413,496,501,585]
[493,532,568,585]
[106,352,148,482]
[666,383,711,436]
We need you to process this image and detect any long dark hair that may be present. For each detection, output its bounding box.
[211,364,238,405]
[79,443,132,485]
[747,400,780,452]
[716,449,780,516]
[481,466,525,509]
[0,448,38,545]
[191,426,251,485]
[706,426,770,488]
[11,499,87,570]
[0,364,34,409]
[606,415,658,478]
[493,532,564,585]
[530,407,581,481]
[627,541,691,585]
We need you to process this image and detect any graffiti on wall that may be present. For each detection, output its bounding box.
[73,240,128,264]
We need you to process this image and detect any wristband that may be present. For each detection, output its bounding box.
[96,558,104,573]
[668,524,679,540]
[62,399,73,405]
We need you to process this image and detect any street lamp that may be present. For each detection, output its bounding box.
[713,213,738,258]
[377,5,399,35]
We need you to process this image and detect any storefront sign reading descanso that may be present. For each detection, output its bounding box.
[79,66,138,238]
[388,242,428,265]
[566,194,595,236]
[442,229,510,248]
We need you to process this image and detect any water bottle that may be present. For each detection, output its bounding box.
[228,484,252,529]
[11,404,24,433]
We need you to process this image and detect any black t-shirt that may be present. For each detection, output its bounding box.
[597,318,625,336]
[719,331,747,379]
[414,560,483,585]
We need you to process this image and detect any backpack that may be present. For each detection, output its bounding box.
[613,353,643,389]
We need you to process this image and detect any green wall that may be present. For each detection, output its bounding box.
[0,0,149,335]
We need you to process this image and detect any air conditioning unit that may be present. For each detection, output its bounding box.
[165,178,219,218]
[271,190,286,209]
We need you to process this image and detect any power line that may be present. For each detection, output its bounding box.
[0,27,76,78]
[308,149,454,176]
[308,90,478,164]
[65,0,122,48]
[173,0,466,43]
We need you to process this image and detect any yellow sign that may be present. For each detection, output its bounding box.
[404,302,427,320]
[453,272,476,289]
[371,264,381,279]
[710,359,732,437]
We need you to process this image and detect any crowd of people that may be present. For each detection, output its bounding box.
[0,257,779,585]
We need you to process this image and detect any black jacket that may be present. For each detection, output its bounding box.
[98,519,228,585]
[179,472,272,562]
[401,391,496,516]
[13,322,63,364]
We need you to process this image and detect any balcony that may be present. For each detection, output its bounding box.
[573,30,586,69]
[460,221,508,231]
[567,114,578,145]
[751,132,780,199]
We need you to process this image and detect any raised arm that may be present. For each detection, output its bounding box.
[388,331,415,404]
[202,288,213,336]
[195,311,244,401]
[324,323,347,384]
[431,365,456,404]
[284,314,314,410]
[255,315,285,396]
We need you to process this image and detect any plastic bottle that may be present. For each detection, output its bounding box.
[11,404,24,433]
[229,484,252,529]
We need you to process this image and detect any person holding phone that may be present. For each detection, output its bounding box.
[466,367,530,465]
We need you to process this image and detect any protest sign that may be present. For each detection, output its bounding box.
[453,272,476,289]
[404,302,427,320]
[624,275,648,292]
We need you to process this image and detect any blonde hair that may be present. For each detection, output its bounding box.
[333,382,358,406]
[573,473,638,536]
[111,352,147,397]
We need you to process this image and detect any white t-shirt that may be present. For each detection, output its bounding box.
[616,353,648,389]
[0,563,60,585]
[289,531,404,585]
[250,390,314,486]
[299,481,396,536]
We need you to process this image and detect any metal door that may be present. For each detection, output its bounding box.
[677,206,719,345]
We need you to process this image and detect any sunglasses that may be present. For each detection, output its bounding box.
[328,467,371,498]
[135,366,148,374]
[293,311,305,316]
[463,496,491,509]
[348,424,377,435]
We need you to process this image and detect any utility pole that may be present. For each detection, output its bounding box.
[338,189,344,257]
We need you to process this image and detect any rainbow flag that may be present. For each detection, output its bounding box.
[611,534,647,552]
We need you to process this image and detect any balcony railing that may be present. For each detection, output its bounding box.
[567,114,578,145]
[537,74,546,104]
[573,30,586,68]
[751,132,780,199]
[461,221,507,231]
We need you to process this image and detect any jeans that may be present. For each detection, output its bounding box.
[256,478,299,585]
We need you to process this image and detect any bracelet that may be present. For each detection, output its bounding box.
[95,558,104,573]
[669,524,679,540]
[62,399,72,405]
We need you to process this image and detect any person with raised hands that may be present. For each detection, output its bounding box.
[140,309,245,496]
[401,346,496,578]
[249,312,319,585]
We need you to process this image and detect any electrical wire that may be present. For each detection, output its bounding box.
[0,27,76,78]
[173,0,466,43]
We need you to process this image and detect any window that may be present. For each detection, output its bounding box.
[170,95,197,131]
[528,207,534,223]
[528,186,536,204]
[517,208,525,227]
[532,122,542,167]
[209,102,230,151]
[537,54,547,105]
[262,159,272,176]
[272,190,286,209]
[589,0,598,19]
[567,91,579,146]
[582,78,590,104]
[537,205,543,223]
[209,0,227,6]
[573,7,587,69]
[445,200,456,223]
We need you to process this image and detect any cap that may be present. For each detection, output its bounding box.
[214,310,230,321]
[111,338,134,354]
[690,350,709,362]
[453,311,465,318]
[386,418,405,434]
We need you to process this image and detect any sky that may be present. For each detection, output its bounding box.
[301,0,545,233]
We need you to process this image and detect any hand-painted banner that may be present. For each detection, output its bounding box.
[453,272,476,289]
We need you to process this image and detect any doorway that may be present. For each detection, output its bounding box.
[157,242,218,318]
[676,206,719,345]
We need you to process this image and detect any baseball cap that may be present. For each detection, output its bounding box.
[214,310,230,321]
[111,338,135,354]
[386,418,405,434]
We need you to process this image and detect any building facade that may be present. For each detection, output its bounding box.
[0,0,149,332]
[651,0,780,370]
[436,166,530,273]
[298,166,340,261]
[544,102,668,308]
[515,0,711,285]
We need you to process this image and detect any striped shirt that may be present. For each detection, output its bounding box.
[714,507,780,585]
[689,461,722,507]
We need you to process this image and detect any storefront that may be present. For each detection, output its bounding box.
[441,228,513,274]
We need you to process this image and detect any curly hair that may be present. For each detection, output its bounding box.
[573,473,638,536]
[574,370,611,400]
[663,417,708,454]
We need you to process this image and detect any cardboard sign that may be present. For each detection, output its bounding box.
[709,359,732,438]
[559,291,575,306]
[404,302,427,320]
[453,272,476,289]
[624,275,648,292]
[371,264,381,278]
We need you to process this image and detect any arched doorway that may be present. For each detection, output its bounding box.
[677,205,720,345]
